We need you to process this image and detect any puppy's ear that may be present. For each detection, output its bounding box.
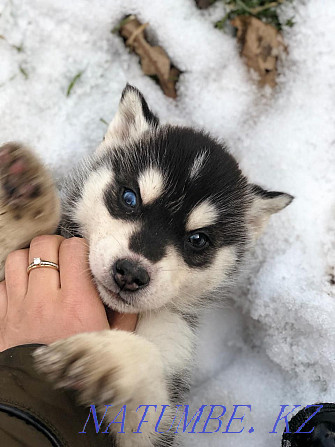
[248,185,293,240]
[104,84,159,146]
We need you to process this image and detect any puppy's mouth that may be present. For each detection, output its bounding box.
[96,279,133,307]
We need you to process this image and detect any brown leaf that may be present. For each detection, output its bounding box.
[231,16,286,88]
[120,17,180,99]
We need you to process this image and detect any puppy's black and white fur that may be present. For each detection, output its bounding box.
[0,85,293,447]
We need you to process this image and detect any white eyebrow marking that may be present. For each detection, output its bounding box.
[138,167,164,205]
[190,151,207,180]
[186,200,219,231]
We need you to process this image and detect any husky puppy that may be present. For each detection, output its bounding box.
[0,85,292,446]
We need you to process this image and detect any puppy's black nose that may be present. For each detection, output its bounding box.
[113,259,150,292]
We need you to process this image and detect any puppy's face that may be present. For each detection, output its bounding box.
[63,86,292,313]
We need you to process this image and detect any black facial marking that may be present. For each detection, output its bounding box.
[104,181,142,220]
[99,125,250,267]
[129,228,167,263]
[62,124,251,268]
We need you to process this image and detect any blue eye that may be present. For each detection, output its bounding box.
[122,189,137,208]
[188,233,208,250]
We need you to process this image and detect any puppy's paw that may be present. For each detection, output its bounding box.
[0,142,60,280]
[34,330,165,407]
[0,142,46,211]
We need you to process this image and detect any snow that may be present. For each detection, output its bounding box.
[1,0,334,445]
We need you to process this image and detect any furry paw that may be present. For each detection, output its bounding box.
[0,142,44,210]
[0,142,60,280]
[34,331,165,407]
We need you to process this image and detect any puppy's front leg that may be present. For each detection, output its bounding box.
[34,330,171,447]
[0,142,60,279]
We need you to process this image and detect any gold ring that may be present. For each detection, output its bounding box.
[27,257,59,274]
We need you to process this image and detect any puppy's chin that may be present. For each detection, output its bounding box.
[96,279,172,314]
[95,281,136,313]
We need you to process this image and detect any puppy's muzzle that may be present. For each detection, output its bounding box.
[112,258,150,292]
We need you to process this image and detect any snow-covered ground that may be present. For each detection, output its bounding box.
[1,0,334,445]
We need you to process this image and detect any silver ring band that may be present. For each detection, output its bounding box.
[27,257,59,274]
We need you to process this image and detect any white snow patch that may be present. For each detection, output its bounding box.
[1,0,334,445]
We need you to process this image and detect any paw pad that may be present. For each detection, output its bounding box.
[0,142,42,208]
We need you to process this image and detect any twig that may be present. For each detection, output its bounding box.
[250,0,285,14]
[126,23,149,46]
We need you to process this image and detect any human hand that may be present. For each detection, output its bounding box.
[0,236,137,351]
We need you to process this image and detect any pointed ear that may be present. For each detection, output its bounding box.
[248,184,294,240]
[104,84,159,146]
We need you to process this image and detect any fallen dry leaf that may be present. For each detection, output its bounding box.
[231,16,286,88]
[120,16,180,99]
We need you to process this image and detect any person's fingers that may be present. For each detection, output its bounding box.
[106,309,138,332]
[5,249,29,298]
[0,281,7,319]
[27,235,64,292]
[59,237,96,297]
